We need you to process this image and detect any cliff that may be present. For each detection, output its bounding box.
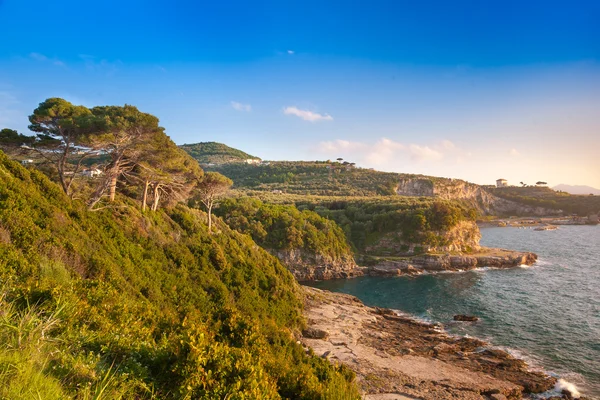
[365,220,482,256]
[273,249,365,281]
[396,177,561,217]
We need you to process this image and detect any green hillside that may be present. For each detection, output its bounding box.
[209,161,401,196]
[180,142,260,165]
[0,151,359,399]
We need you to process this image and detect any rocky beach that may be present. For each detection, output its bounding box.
[300,286,585,399]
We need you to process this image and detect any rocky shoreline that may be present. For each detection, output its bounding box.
[300,286,585,399]
[288,247,538,282]
[367,248,537,277]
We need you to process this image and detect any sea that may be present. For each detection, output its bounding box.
[309,225,600,398]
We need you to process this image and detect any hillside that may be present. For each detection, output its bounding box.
[207,161,400,196]
[180,142,260,165]
[0,151,359,399]
[207,161,565,216]
[491,186,600,216]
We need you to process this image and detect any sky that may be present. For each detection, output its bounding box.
[1,0,599,188]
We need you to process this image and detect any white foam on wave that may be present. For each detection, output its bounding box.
[555,378,581,398]
[534,258,552,267]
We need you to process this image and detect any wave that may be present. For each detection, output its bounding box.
[554,378,581,398]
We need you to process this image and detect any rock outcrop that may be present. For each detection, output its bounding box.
[368,248,537,277]
[301,287,559,399]
[273,249,365,281]
[396,177,561,217]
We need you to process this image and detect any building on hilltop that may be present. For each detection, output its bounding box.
[496,179,508,188]
[81,168,103,178]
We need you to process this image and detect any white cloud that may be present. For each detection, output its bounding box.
[316,137,460,165]
[283,106,333,122]
[287,50,295,55]
[231,101,251,112]
[441,140,456,150]
[408,144,443,161]
[318,139,367,153]
[509,148,520,156]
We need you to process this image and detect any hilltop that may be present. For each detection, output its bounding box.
[180,141,260,165]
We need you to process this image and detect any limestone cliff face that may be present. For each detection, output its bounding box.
[364,220,481,257]
[396,177,560,216]
[272,249,364,281]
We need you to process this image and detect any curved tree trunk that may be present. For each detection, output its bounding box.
[151,184,161,211]
[142,180,149,211]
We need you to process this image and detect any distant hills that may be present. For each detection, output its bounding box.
[553,184,600,196]
[180,141,260,164]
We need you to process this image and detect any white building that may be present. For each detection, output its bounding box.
[496,179,508,188]
[244,159,261,165]
[81,168,103,178]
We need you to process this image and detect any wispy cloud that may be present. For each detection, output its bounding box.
[283,106,333,122]
[287,50,295,55]
[78,54,121,76]
[317,137,458,165]
[29,52,66,67]
[509,148,520,156]
[231,101,252,112]
[29,52,48,61]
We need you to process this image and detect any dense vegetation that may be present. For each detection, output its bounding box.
[180,142,260,165]
[0,96,361,399]
[0,151,359,399]
[224,193,476,256]
[215,197,354,261]
[492,186,600,216]
[208,161,400,196]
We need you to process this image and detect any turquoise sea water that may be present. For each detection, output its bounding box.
[309,225,600,398]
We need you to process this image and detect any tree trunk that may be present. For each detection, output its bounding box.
[58,143,70,195]
[109,175,118,202]
[208,202,213,232]
[142,180,149,211]
[151,184,161,211]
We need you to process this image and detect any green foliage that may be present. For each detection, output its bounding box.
[208,161,400,196]
[0,151,359,399]
[216,197,354,261]
[181,142,260,165]
[233,193,474,255]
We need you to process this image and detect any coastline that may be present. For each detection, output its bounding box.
[300,286,586,400]
[294,247,538,282]
[366,247,537,277]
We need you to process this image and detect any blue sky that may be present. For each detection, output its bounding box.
[1,0,599,187]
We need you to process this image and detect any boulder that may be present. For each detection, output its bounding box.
[302,327,329,339]
[453,314,479,322]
